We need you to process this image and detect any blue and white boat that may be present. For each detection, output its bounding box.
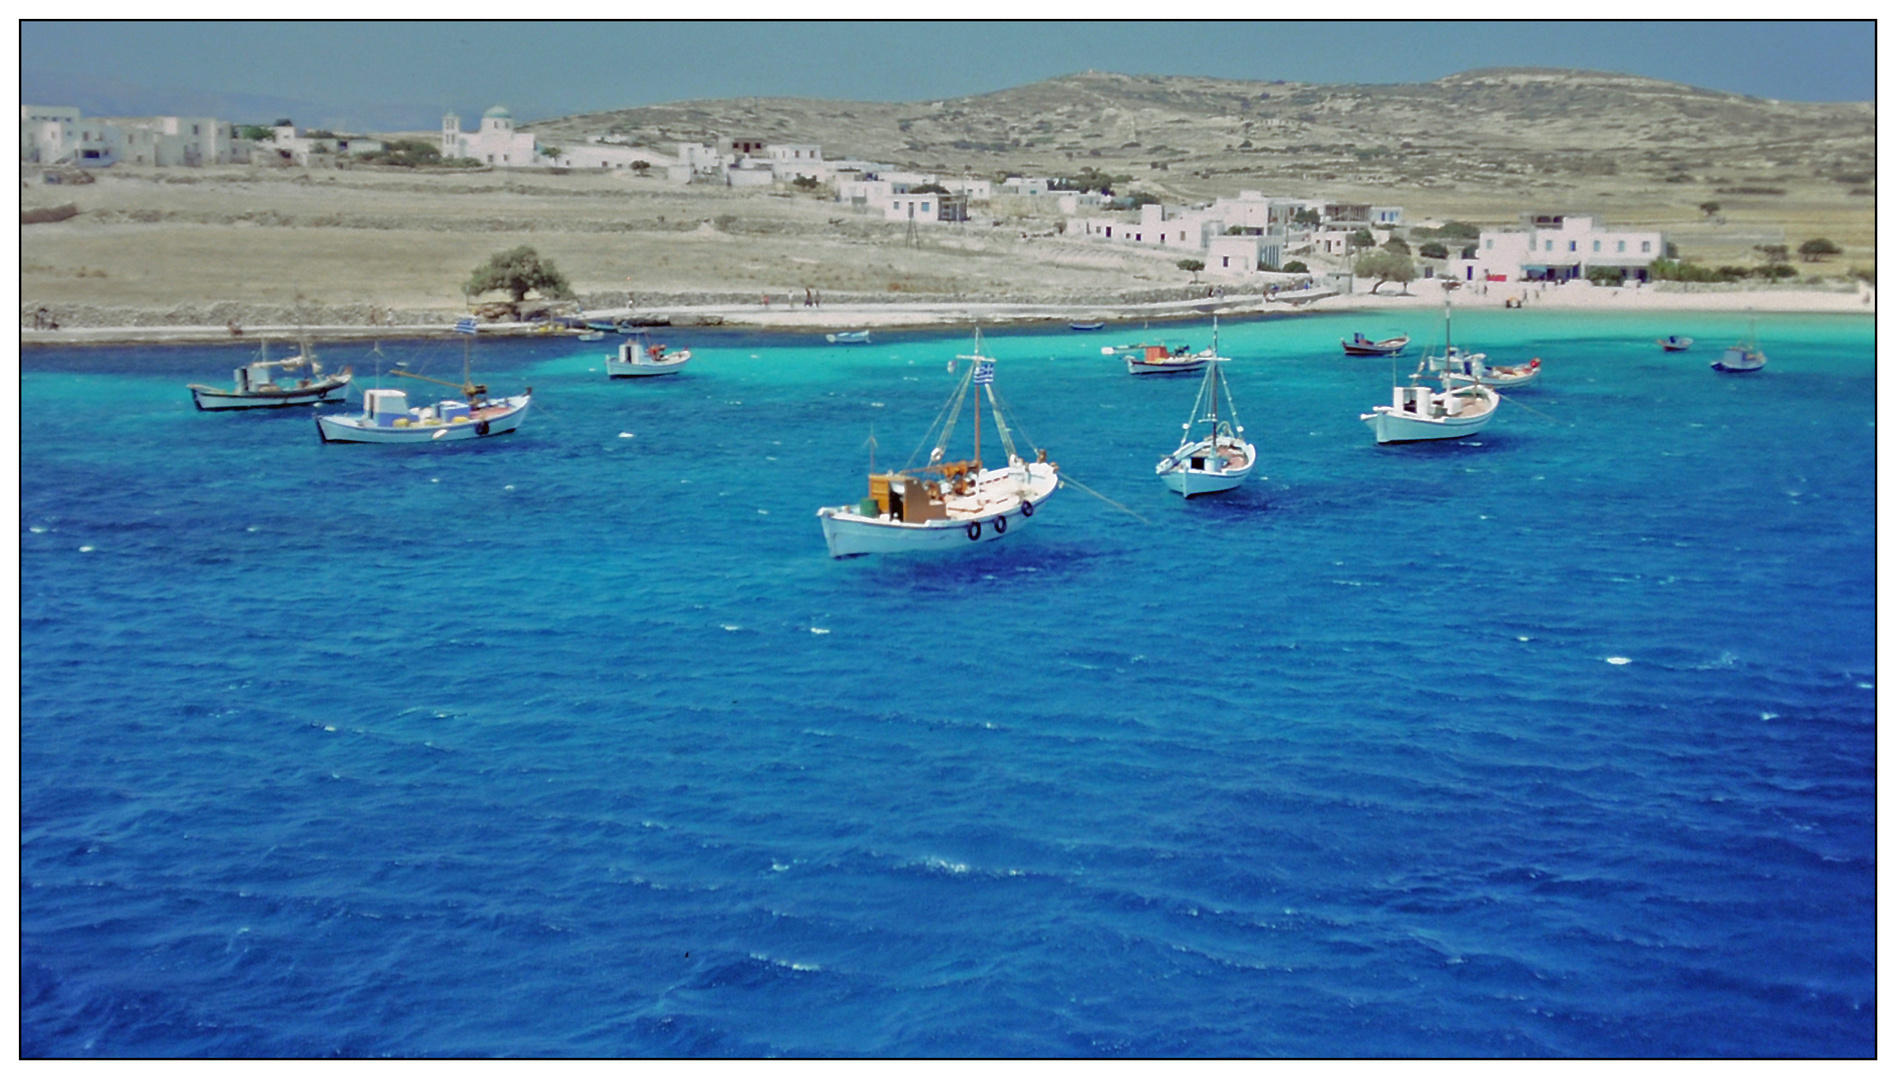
[315,320,530,443]
[827,330,872,344]
[1711,320,1765,373]
[1156,326,1255,497]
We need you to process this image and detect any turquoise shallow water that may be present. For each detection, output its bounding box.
[20,309,1875,1057]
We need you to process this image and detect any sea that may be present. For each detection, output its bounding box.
[19,308,1876,1058]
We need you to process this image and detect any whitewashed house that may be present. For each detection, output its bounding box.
[20,105,117,166]
[547,141,663,171]
[116,116,235,166]
[441,106,539,167]
[1462,214,1664,283]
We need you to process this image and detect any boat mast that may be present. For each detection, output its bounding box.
[971,329,982,469]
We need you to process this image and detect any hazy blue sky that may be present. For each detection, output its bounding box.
[22,19,1876,124]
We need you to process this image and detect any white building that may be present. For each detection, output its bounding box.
[116,116,235,166]
[20,105,115,166]
[1000,176,1053,197]
[22,105,247,168]
[546,141,665,171]
[441,106,539,167]
[1461,213,1664,283]
[257,123,382,166]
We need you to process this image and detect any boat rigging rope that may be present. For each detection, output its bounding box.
[1058,473,1153,525]
[908,361,976,470]
[1499,394,1569,426]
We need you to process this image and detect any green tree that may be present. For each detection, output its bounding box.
[1698,201,1721,218]
[465,246,574,311]
[1418,242,1449,260]
[539,145,563,160]
[1798,238,1842,262]
[1291,208,1321,228]
[1354,250,1416,294]
[1585,266,1625,286]
[1282,260,1309,274]
[1176,258,1205,281]
[1381,236,1410,255]
[631,160,651,176]
[236,124,273,141]
[1349,227,1375,251]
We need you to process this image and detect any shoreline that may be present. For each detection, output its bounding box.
[20,282,1874,347]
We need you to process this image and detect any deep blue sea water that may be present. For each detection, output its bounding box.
[20,309,1875,1057]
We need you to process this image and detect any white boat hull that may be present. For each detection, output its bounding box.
[816,463,1058,557]
[316,395,530,443]
[1712,347,1765,373]
[1157,436,1256,496]
[606,355,690,377]
[190,375,353,410]
[1361,385,1498,443]
[1127,356,1206,375]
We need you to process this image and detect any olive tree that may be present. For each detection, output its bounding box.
[1354,249,1417,294]
[466,246,574,312]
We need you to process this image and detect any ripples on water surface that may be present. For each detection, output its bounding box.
[20,310,1874,1056]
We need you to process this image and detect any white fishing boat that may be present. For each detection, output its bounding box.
[1360,366,1499,444]
[315,320,530,444]
[827,330,872,344]
[1712,318,1766,373]
[1657,335,1693,352]
[188,332,352,410]
[1155,323,1255,497]
[1430,347,1542,388]
[1418,302,1540,388]
[605,332,691,377]
[816,330,1059,557]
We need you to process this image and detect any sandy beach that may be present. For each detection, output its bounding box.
[20,277,1874,348]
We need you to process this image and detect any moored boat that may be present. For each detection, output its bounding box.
[1069,321,1106,331]
[315,319,529,444]
[1123,342,1209,375]
[188,332,351,411]
[1341,332,1410,357]
[1360,374,1499,444]
[816,330,1058,557]
[827,330,872,344]
[1711,319,1765,373]
[1156,323,1255,497]
[605,331,690,377]
[1657,335,1693,352]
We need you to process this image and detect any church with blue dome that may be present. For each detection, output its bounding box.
[440,105,540,166]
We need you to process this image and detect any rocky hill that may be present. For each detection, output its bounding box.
[528,68,1874,208]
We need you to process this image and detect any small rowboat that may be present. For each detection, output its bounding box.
[1069,321,1105,331]
[827,330,872,344]
[1658,335,1693,352]
[1342,332,1410,357]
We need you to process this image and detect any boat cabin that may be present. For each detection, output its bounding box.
[866,472,948,523]
[233,363,279,392]
[1393,384,1459,418]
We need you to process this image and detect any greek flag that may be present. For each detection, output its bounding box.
[972,360,994,385]
[454,317,479,335]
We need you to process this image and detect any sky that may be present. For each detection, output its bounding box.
[20,18,1878,128]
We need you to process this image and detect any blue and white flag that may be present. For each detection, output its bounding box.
[972,360,994,385]
[455,317,479,335]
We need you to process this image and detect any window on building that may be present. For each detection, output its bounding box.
[1486,239,1493,250]
[921,202,930,212]
[1568,241,1577,252]
[1593,241,1601,252]
[1618,241,1626,252]
[1545,240,1553,251]
[1642,241,1652,253]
